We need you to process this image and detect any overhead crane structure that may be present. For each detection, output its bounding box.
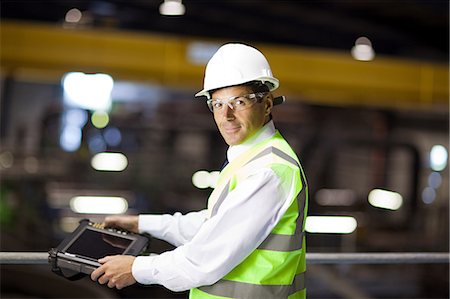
[1,20,448,112]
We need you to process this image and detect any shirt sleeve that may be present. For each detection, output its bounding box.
[138,210,208,246]
[132,167,296,292]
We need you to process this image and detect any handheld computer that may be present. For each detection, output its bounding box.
[49,219,150,280]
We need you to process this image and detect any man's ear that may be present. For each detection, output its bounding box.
[265,94,274,116]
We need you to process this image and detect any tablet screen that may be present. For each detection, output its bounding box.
[66,229,133,260]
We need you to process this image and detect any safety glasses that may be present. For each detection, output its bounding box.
[206,92,268,113]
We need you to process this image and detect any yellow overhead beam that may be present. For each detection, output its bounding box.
[1,20,448,111]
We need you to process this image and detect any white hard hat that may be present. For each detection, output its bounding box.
[195,43,280,100]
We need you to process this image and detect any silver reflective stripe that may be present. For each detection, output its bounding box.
[211,181,230,217]
[198,272,305,299]
[212,146,308,251]
[202,145,308,298]
[258,230,304,251]
[245,145,307,235]
[272,147,301,168]
[258,184,306,252]
[245,147,301,169]
[258,150,307,252]
[210,146,298,218]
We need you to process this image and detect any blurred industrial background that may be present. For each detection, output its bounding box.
[0,1,448,298]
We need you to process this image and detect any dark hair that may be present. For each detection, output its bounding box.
[209,81,270,97]
[243,81,270,93]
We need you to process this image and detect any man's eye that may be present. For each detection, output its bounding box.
[235,100,246,106]
[213,102,223,108]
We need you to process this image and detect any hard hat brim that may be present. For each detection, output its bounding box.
[195,77,280,99]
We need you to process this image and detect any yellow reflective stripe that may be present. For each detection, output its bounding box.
[198,272,305,299]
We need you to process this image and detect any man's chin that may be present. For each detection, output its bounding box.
[223,135,243,146]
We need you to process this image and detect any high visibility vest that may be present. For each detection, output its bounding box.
[190,131,308,299]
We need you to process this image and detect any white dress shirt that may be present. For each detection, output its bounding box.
[132,121,297,291]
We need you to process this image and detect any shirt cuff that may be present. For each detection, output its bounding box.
[132,255,158,285]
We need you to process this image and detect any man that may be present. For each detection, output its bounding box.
[91,43,308,299]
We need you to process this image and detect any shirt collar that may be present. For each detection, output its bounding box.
[227,120,276,163]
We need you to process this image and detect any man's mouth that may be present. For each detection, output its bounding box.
[222,124,241,134]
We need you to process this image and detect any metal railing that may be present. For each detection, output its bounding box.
[0,252,448,265]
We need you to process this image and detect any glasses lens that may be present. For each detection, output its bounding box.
[208,93,267,113]
[231,96,253,111]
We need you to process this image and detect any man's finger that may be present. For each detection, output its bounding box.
[107,278,116,288]
[91,265,105,281]
[98,255,115,264]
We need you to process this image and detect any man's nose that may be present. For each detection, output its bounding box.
[222,103,235,118]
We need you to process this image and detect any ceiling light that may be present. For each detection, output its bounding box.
[429,145,448,171]
[70,196,128,214]
[65,8,82,23]
[305,216,357,234]
[192,170,210,189]
[159,0,185,16]
[62,72,114,111]
[91,152,128,171]
[351,36,375,61]
[192,170,220,189]
[368,189,403,210]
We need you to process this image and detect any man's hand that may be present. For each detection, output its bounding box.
[91,255,137,289]
[103,215,139,233]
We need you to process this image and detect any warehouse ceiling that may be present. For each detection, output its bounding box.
[1,0,448,63]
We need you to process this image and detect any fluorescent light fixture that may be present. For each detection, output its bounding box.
[192,170,220,189]
[91,152,128,171]
[159,0,185,16]
[368,189,403,210]
[70,196,128,214]
[192,170,210,189]
[62,72,114,111]
[306,216,357,234]
[430,145,448,171]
